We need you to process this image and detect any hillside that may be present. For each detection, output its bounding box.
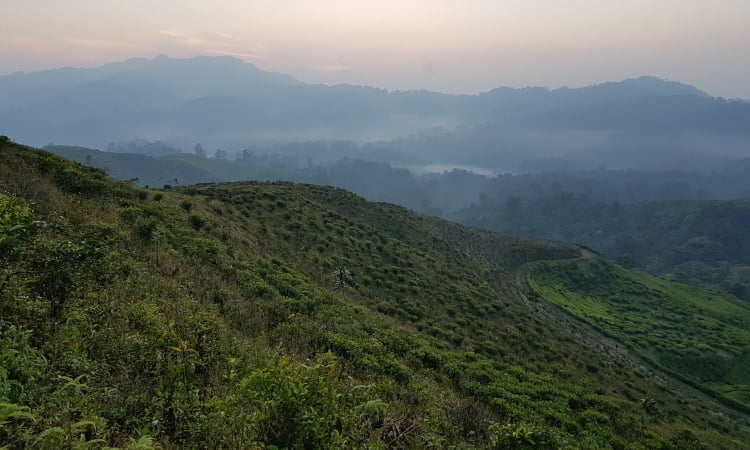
[528,259,750,406]
[2,137,750,448]
[44,145,750,305]
[44,145,217,187]
[457,195,750,301]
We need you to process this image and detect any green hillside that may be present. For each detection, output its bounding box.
[2,137,749,448]
[457,194,750,302]
[528,259,750,409]
[44,146,217,187]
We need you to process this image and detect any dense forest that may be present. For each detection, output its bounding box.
[3,138,750,448]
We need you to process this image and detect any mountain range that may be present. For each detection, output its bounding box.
[2,55,749,171]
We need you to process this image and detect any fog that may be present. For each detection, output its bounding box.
[6,54,750,300]
[2,55,749,171]
[4,55,750,200]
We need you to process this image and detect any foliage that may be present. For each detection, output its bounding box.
[1,139,749,448]
[0,194,36,257]
[236,354,376,448]
[461,194,750,301]
[487,422,560,449]
[529,259,750,409]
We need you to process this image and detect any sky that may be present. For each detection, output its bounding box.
[2,0,749,98]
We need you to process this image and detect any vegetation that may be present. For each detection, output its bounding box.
[460,194,750,301]
[2,139,750,448]
[48,144,750,305]
[528,258,750,409]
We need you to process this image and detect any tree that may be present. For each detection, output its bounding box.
[194,143,206,158]
[240,149,253,161]
[0,194,107,321]
[332,267,353,290]
[0,195,38,295]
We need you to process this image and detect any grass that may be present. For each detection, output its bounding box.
[529,258,750,410]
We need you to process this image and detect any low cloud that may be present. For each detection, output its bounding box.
[158,29,270,60]
[313,64,353,72]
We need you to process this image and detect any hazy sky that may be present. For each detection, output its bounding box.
[2,1,749,98]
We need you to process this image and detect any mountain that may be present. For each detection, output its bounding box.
[0,55,299,110]
[474,76,708,121]
[2,137,750,448]
[2,56,749,171]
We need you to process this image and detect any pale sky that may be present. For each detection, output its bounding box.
[2,0,749,98]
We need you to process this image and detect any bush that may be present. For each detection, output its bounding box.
[237,355,354,448]
[487,422,560,449]
[53,167,107,196]
[0,194,36,258]
[188,215,205,230]
[133,217,158,242]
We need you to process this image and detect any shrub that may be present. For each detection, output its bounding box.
[487,422,560,449]
[53,167,107,196]
[0,194,36,259]
[133,217,158,242]
[237,355,357,448]
[188,215,205,230]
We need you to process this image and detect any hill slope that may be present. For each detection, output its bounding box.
[44,145,217,187]
[528,258,750,408]
[1,138,749,448]
[457,195,750,301]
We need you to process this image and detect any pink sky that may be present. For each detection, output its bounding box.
[2,0,749,97]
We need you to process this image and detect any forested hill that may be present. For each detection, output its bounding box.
[2,137,750,448]
[456,195,750,302]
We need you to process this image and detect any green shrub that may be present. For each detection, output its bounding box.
[53,166,108,196]
[237,354,366,448]
[0,326,47,404]
[488,422,560,449]
[0,194,36,260]
[133,217,158,242]
[188,215,204,230]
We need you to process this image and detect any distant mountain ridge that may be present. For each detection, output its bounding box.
[1,55,748,170]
